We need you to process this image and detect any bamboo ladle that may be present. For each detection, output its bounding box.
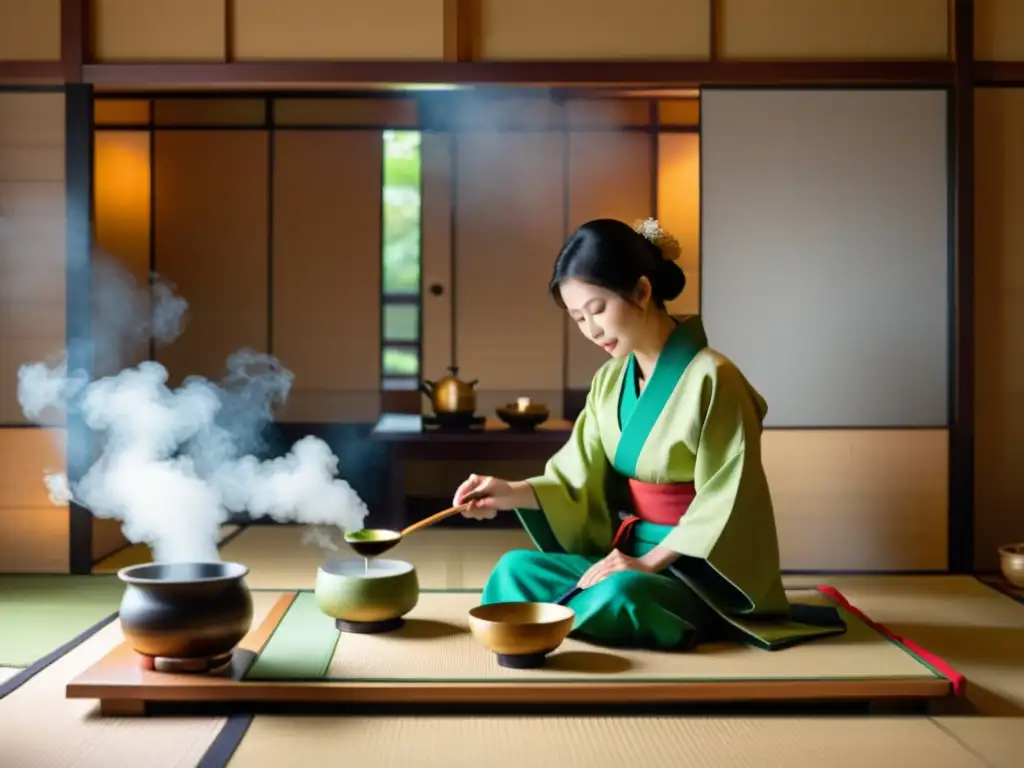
[342,501,476,558]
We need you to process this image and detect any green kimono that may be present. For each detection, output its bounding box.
[481,316,846,651]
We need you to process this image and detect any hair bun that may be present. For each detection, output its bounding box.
[633,218,682,262]
[651,259,686,303]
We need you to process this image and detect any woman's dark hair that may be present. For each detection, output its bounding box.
[549,219,686,309]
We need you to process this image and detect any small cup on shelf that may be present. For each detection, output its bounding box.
[496,399,550,431]
[999,543,1024,588]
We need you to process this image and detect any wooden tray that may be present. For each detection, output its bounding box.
[65,592,954,717]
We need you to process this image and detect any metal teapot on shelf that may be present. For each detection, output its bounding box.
[420,365,479,415]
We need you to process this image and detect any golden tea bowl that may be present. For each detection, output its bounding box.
[467,601,574,669]
[999,543,1024,588]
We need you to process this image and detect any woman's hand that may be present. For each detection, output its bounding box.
[576,550,653,588]
[452,474,517,519]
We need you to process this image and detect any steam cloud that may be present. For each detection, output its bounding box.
[16,252,370,563]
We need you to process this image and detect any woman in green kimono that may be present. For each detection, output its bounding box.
[452,218,845,652]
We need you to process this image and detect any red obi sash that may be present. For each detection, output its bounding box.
[610,478,696,549]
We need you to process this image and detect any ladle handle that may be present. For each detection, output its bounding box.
[399,504,469,538]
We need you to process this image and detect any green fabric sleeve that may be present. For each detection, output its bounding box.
[660,359,786,613]
[519,366,616,557]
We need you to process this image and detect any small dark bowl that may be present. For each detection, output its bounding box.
[496,404,550,431]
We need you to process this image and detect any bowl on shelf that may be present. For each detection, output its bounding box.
[495,403,550,431]
[999,543,1024,588]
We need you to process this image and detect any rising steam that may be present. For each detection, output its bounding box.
[16,252,370,563]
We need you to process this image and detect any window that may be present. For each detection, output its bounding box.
[381,130,422,390]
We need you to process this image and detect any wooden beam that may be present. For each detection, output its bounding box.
[61,0,88,82]
[0,0,77,83]
[443,0,477,62]
[65,83,95,574]
[0,62,64,83]
[225,0,235,62]
[949,0,975,573]
[974,61,1024,85]
[709,0,721,61]
[80,60,955,88]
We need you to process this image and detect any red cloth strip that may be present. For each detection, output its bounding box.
[628,478,696,526]
[816,585,965,696]
[610,516,640,550]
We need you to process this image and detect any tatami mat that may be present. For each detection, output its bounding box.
[781,574,1024,764]
[0,590,282,768]
[206,529,1024,703]
[0,574,124,668]
[5,525,1024,766]
[227,714,984,768]
[215,526,1024,766]
[258,590,935,683]
[933,716,1024,767]
[783,575,1024,715]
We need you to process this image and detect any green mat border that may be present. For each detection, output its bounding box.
[244,587,946,685]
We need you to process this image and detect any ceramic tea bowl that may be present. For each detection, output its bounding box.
[315,557,419,634]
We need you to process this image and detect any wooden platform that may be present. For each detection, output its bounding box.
[66,592,956,716]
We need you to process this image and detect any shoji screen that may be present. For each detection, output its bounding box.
[0,92,70,571]
[153,130,269,386]
[453,129,566,418]
[271,131,383,423]
[700,89,949,429]
[700,89,950,570]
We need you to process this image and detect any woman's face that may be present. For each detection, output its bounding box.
[559,278,651,358]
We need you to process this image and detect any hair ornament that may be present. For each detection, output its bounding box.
[632,217,681,262]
